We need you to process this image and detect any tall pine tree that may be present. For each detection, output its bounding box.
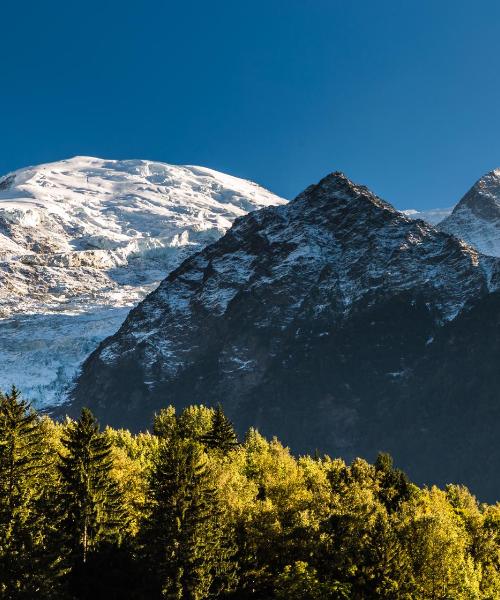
[142,437,237,599]
[57,408,127,595]
[0,386,50,598]
[201,404,239,454]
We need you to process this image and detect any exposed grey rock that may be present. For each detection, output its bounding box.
[439,169,500,256]
[71,172,500,500]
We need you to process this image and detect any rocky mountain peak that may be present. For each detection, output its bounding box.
[457,169,500,217]
[68,170,500,499]
[70,171,498,433]
[439,168,500,256]
[293,170,395,213]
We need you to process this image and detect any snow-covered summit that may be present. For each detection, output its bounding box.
[0,156,286,405]
[438,169,500,257]
[0,156,284,313]
[401,207,452,225]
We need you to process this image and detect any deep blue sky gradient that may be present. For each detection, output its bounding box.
[1,0,499,209]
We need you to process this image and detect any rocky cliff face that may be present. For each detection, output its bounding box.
[439,169,500,256]
[71,172,500,498]
[0,156,285,405]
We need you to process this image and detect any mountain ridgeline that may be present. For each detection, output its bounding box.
[439,168,500,256]
[71,172,500,500]
[0,157,285,406]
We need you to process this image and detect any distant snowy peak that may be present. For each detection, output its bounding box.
[402,207,452,225]
[438,169,500,257]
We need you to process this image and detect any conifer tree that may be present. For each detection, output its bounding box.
[375,452,413,513]
[201,404,239,454]
[57,408,127,588]
[142,437,237,599]
[0,386,49,598]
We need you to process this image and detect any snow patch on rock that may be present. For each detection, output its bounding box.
[438,169,500,257]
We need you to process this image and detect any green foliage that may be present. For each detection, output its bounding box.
[201,404,239,454]
[57,408,128,597]
[153,405,215,443]
[375,451,415,512]
[142,436,236,599]
[176,405,214,442]
[104,427,158,536]
[0,386,55,598]
[153,406,178,441]
[275,561,351,600]
[2,396,500,600]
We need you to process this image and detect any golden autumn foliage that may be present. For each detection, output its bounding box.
[2,398,500,599]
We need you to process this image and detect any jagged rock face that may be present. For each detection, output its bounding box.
[0,156,285,406]
[71,173,500,498]
[439,169,500,256]
[394,291,500,501]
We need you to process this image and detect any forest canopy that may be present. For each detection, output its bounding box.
[1,388,500,600]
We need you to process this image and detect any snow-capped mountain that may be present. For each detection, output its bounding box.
[71,172,500,499]
[401,207,452,225]
[438,169,500,256]
[402,169,500,259]
[0,156,286,406]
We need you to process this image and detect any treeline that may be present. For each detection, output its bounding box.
[1,388,500,599]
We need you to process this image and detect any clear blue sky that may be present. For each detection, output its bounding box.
[1,0,500,210]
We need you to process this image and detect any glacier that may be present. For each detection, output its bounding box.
[0,156,286,407]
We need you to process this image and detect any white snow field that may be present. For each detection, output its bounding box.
[0,156,286,407]
[402,207,453,225]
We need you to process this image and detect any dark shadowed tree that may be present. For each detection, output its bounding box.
[202,404,239,454]
[142,436,237,599]
[57,408,128,597]
[0,386,57,598]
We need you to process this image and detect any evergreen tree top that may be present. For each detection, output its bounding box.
[201,404,239,454]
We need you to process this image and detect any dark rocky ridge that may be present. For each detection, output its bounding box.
[71,172,500,500]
